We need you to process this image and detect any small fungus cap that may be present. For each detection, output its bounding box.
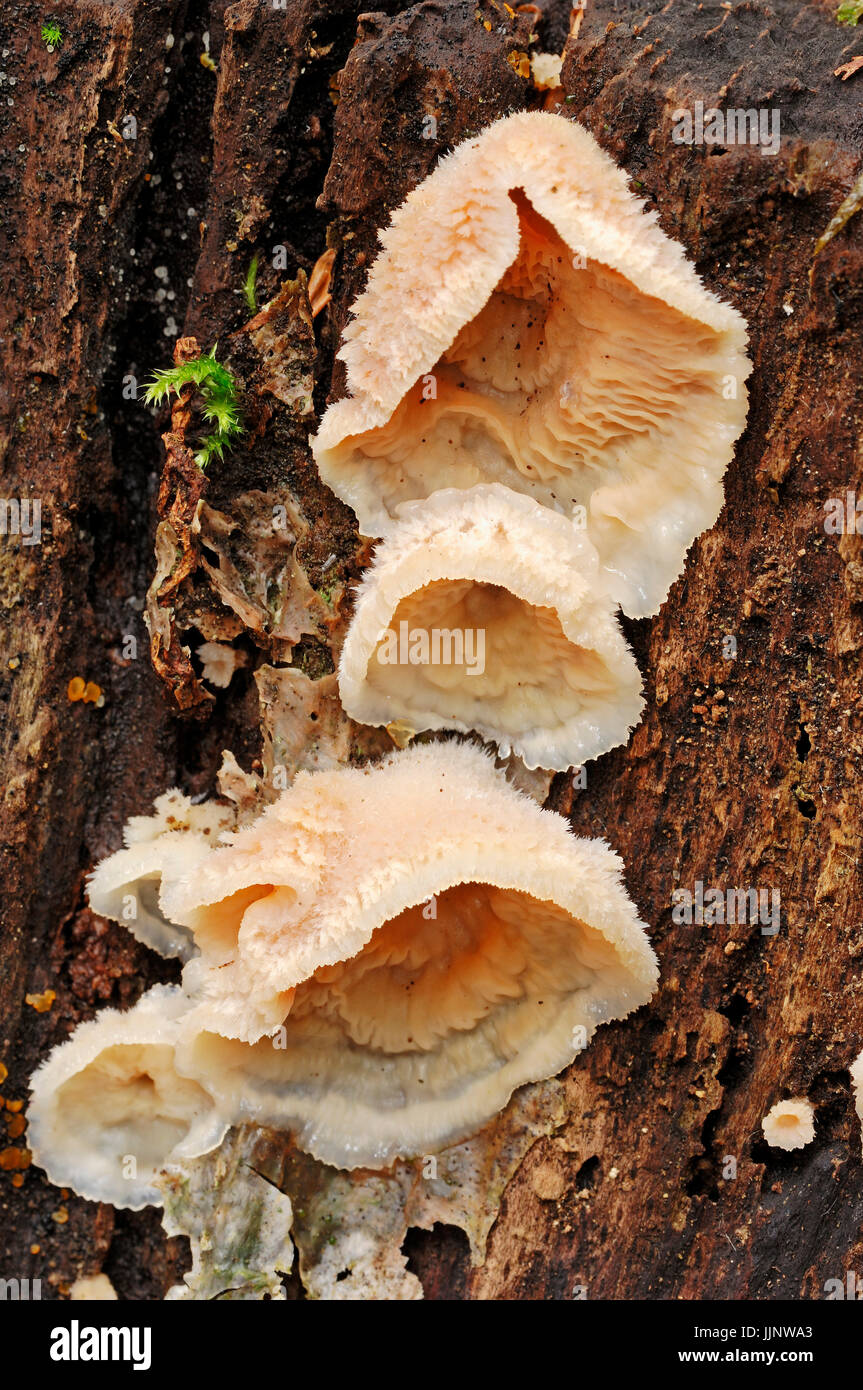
[163,741,659,1169]
[28,986,228,1209]
[87,790,233,961]
[313,111,750,617]
[197,640,245,689]
[761,1097,815,1152]
[337,484,643,770]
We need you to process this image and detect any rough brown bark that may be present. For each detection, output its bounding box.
[1,0,862,1300]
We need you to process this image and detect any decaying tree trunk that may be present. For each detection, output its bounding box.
[1,0,862,1299]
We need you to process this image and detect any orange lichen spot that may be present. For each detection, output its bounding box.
[11,1173,24,1188]
[67,677,86,702]
[385,719,416,750]
[25,989,56,1013]
[52,1206,69,1225]
[0,1062,7,1085]
[82,682,102,704]
[506,49,531,78]
[30,1244,40,1255]
[6,1099,23,1112]
[6,1113,26,1139]
[309,247,336,318]
[0,1147,31,1170]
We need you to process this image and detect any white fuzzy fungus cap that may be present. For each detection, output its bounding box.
[28,986,228,1209]
[338,484,643,770]
[312,111,750,617]
[761,1097,816,1152]
[161,740,658,1169]
[87,790,233,961]
[530,52,563,91]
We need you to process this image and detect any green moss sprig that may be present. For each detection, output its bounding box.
[837,0,863,23]
[143,348,243,468]
[41,21,63,49]
[243,254,260,314]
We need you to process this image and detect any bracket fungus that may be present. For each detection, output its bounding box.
[761,1096,816,1152]
[337,484,643,770]
[157,741,658,1169]
[87,789,234,962]
[28,986,228,1209]
[313,111,750,617]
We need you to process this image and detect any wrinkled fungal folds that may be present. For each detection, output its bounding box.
[30,745,658,1182]
[314,111,750,618]
[28,987,227,1209]
[166,743,658,1167]
[337,485,643,770]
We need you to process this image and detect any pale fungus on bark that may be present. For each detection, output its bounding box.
[850,1049,863,1151]
[27,986,228,1209]
[313,110,750,617]
[529,52,563,92]
[30,748,657,1185]
[197,639,247,689]
[337,484,643,770]
[761,1096,816,1152]
[87,789,234,961]
[158,741,658,1169]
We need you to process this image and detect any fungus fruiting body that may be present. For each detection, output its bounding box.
[313,111,750,617]
[30,747,658,1184]
[87,789,234,961]
[197,640,247,689]
[851,1049,863,1150]
[337,485,643,770]
[530,52,563,91]
[761,1097,816,1151]
[27,986,228,1209]
[70,1275,119,1300]
[158,741,658,1169]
